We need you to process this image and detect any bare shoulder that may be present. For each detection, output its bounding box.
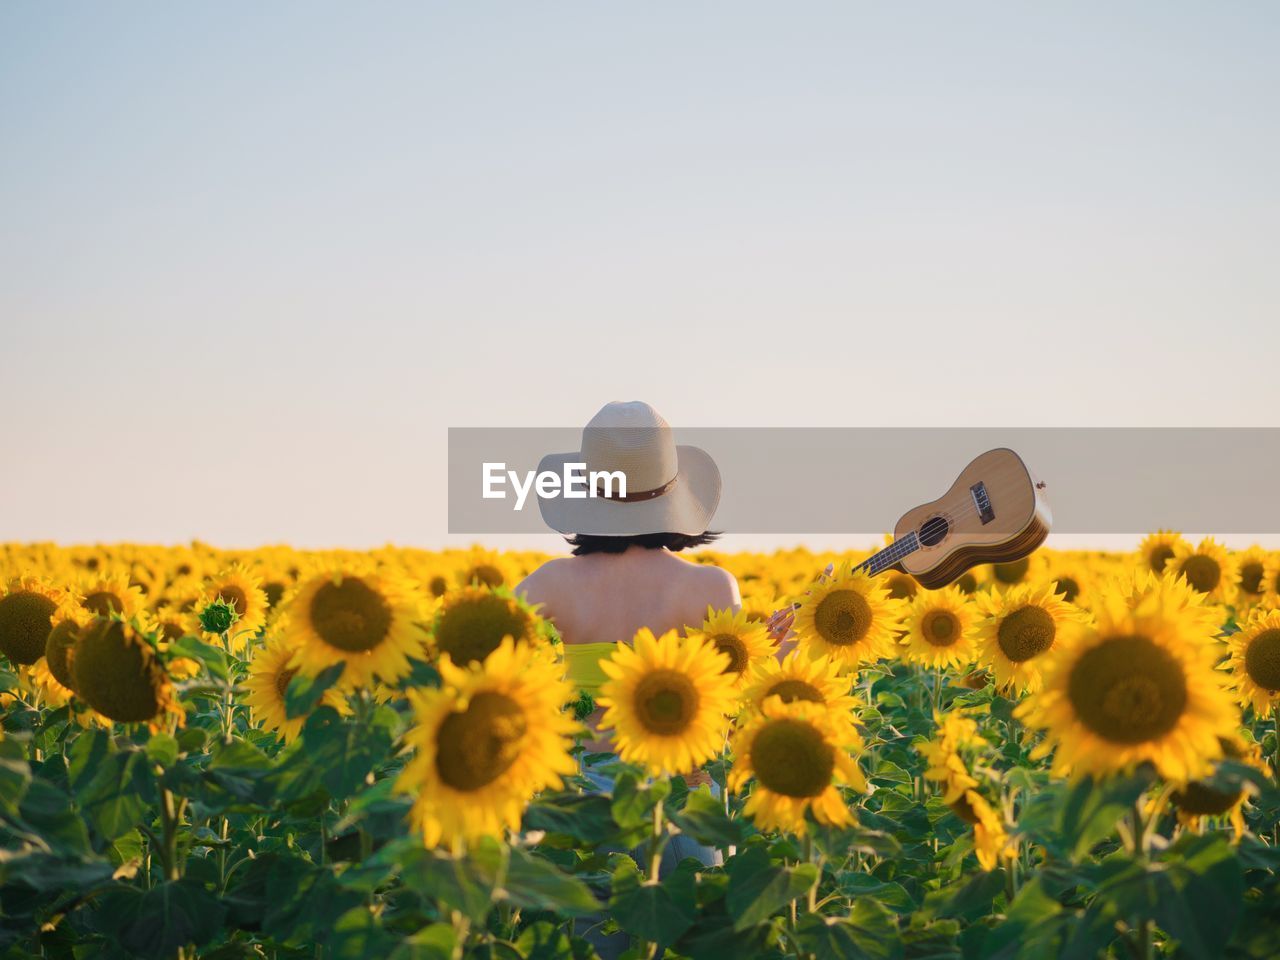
[514,557,574,605]
[684,559,741,610]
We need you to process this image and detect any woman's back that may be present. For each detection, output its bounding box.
[517,546,739,646]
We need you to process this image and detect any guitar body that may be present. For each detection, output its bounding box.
[890,448,1051,589]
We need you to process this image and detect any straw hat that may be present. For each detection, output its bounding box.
[536,401,721,536]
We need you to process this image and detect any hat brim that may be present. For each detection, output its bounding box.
[535,444,721,537]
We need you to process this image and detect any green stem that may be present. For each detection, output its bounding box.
[803,834,817,913]
[647,798,666,884]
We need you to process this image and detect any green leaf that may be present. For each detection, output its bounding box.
[609,854,698,945]
[923,868,1005,921]
[514,921,576,960]
[609,771,669,832]
[795,899,903,960]
[145,732,179,767]
[94,879,227,960]
[388,923,456,960]
[1152,834,1245,960]
[1054,767,1156,860]
[74,748,154,844]
[725,844,819,931]
[669,786,746,849]
[399,842,498,924]
[524,791,628,845]
[502,845,600,916]
[167,634,229,681]
[836,874,916,915]
[284,662,346,719]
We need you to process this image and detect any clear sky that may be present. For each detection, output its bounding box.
[4,2,1277,551]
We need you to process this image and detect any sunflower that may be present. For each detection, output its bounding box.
[918,713,1012,870]
[1170,735,1269,838]
[918,710,988,802]
[989,557,1033,588]
[1222,608,1280,717]
[198,565,269,652]
[0,576,69,665]
[884,572,918,600]
[728,697,866,836]
[900,586,980,669]
[282,565,428,689]
[1263,554,1280,611]
[70,617,183,729]
[1137,531,1187,577]
[31,603,89,703]
[597,627,739,777]
[1166,538,1239,606]
[688,606,776,688]
[974,581,1086,694]
[77,570,145,620]
[243,631,350,742]
[741,650,860,730]
[1015,578,1240,782]
[430,586,547,666]
[792,564,907,670]
[454,548,516,589]
[1234,546,1270,609]
[396,638,579,850]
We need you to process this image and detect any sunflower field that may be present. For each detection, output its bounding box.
[2,536,1280,960]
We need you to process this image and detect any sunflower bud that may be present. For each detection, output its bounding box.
[198,598,239,635]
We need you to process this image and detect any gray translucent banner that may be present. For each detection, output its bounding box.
[448,428,1280,535]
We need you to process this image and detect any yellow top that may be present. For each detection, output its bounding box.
[562,641,618,695]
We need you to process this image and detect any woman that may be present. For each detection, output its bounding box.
[516,400,738,840]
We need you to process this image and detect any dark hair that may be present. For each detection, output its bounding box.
[565,531,721,556]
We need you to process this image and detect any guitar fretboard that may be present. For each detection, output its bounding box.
[855,531,921,576]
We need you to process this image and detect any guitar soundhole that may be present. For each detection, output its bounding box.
[918,515,949,547]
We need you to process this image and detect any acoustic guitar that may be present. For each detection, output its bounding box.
[858,446,1050,589]
[790,448,1051,602]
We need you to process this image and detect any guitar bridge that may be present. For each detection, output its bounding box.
[970,481,995,524]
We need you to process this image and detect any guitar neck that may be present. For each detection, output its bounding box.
[854,531,922,576]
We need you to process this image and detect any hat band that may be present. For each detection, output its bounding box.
[595,474,678,502]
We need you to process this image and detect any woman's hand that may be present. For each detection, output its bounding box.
[765,563,833,642]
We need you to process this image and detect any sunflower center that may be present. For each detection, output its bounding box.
[309,578,393,652]
[466,564,505,588]
[767,679,824,704]
[1057,577,1080,603]
[45,620,79,690]
[274,665,299,700]
[218,585,248,617]
[1148,545,1175,574]
[1173,780,1243,816]
[1179,555,1221,593]
[83,591,123,616]
[749,718,836,798]
[993,558,1030,585]
[949,793,981,825]
[434,593,532,666]
[160,622,185,643]
[955,572,978,594]
[434,691,527,791]
[886,575,917,600]
[921,610,959,646]
[711,633,749,674]
[1067,635,1188,744]
[72,620,162,723]
[264,582,286,609]
[1243,628,1280,692]
[1239,562,1265,596]
[996,605,1056,662]
[428,575,449,598]
[633,669,700,736]
[813,590,873,647]
[0,591,58,665]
